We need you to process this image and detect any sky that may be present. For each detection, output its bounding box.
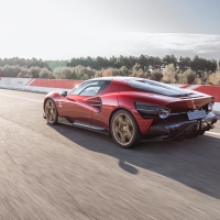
[0,0,220,60]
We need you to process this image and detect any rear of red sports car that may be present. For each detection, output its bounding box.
[118,78,217,142]
[43,77,218,148]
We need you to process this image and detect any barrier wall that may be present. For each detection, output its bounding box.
[0,77,219,113]
[0,77,83,93]
[170,84,220,102]
[0,77,32,90]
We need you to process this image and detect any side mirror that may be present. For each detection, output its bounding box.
[61,91,68,96]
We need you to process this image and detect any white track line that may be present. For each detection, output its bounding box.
[0,94,42,102]
[206,131,220,136]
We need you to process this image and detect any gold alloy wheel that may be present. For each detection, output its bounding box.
[45,99,57,124]
[112,112,134,146]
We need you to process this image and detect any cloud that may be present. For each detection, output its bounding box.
[0,31,219,60]
[88,32,220,60]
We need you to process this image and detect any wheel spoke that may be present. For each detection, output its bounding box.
[45,104,49,111]
[117,131,125,143]
[51,112,55,121]
[51,107,55,116]
[118,116,123,124]
[125,131,132,141]
[120,132,127,143]
[46,101,51,109]
[49,113,53,121]
[124,117,130,125]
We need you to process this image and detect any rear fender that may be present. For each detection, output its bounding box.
[117,95,154,135]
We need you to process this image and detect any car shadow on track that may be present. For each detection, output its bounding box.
[49,123,220,200]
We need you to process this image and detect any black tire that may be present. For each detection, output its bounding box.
[44,98,58,125]
[110,110,140,148]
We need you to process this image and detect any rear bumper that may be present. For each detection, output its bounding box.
[146,112,218,141]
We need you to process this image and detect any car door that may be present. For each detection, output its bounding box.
[64,80,104,125]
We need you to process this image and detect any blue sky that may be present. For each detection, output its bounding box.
[173,0,219,34]
[0,0,219,60]
[168,0,220,34]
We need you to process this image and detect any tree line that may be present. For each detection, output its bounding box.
[0,55,219,74]
[67,55,219,75]
[0,56,219,85]
[0,57,49,69]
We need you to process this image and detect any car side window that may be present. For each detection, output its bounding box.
[69,81,99,95]
[69,80,112,96]
[79,86,101,96]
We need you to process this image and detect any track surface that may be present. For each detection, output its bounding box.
[0,89,220,220]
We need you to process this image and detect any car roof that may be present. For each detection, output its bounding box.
[88,76,132,81]
[88,77,199,97]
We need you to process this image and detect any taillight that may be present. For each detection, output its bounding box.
[135,102,171,119]
[158,108,171,119]
[208,99,215,111]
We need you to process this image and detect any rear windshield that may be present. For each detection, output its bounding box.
[127,78,193,97]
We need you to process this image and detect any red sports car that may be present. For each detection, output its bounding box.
[43,77,218,148]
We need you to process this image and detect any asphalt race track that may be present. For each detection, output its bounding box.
[0,88,220,220]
